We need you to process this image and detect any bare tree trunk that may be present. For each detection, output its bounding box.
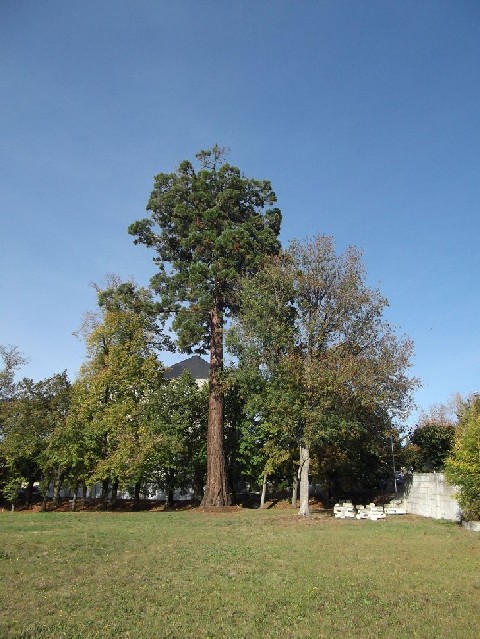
[291,474,299,508]
[260,473,268,508]
[202,301,230,507]
[298,443,310,517]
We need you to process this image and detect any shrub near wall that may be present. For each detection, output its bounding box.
[445,395,480,522]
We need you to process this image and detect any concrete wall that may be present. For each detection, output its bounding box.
[402,472,461,521]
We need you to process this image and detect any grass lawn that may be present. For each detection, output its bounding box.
[1,507,479,638]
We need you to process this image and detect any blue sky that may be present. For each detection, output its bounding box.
[1,1,479,426]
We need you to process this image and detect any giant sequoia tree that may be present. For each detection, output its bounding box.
[129,146,281,506]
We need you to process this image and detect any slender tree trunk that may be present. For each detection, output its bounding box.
[52,468,64,508]
[71,484,78,512]
[228,466,237,505]
[298,444,310,517]
[192,474,204,503]
[110,479,118,508]
[164,469,175,509]
[291,474,299,508]
[260,473,268,508]
[201,301,230,507]
[133,482,141,510]
[25,478,34,508]
[100,479,109,508]
[165,486,174,509]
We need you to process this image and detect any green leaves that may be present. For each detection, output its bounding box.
[0,371,71,504]
[445,395,480,520]
[406,422,455,472]
[229,235,418,503]
[129,148,282,505]
[129,147,282,352]
[67,279,167,492]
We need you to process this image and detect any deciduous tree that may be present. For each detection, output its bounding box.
[0,372,70,507]
[0,345,28,402]
[70,278,167,505]
[445,394,480,520]
[405,405,456,472]
[230,236,418,516]
[141,371,208,505]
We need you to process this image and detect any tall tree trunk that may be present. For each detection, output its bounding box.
[260,473,268,508]
[165,486,174,509]
[110,479,118,508]
[25,478,34,508]
[100,479,109,508]
[202,301,230,507]
[298,443,310,517]
[133,482,141,510]
[52,468,64,508]
[71,483,78,512]
[164,470,175,509]
[291,474,299,508]
[192,474,204,503]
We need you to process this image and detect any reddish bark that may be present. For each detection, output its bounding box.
[201,301,230,507]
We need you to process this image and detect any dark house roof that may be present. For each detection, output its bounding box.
[164,355,210,381]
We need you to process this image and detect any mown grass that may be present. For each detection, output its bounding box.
[1,508,479,638]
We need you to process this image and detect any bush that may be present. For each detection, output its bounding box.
[405,422,455,471]
[445,395,480,521]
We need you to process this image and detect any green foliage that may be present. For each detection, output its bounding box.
[142,372,208,499]
[67,279,167,495]
[128,145,282,352]
[229,236,419,507]
[129,146,282,506]
[445,395,480,520]
[227,255,299,486]
[403,403,457,472]
[314,410,400,502]
[64,277,211,503]
[223,366,295,492]
[0,344,28,402]
[405,422,455,471]
[0,372,70,504]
